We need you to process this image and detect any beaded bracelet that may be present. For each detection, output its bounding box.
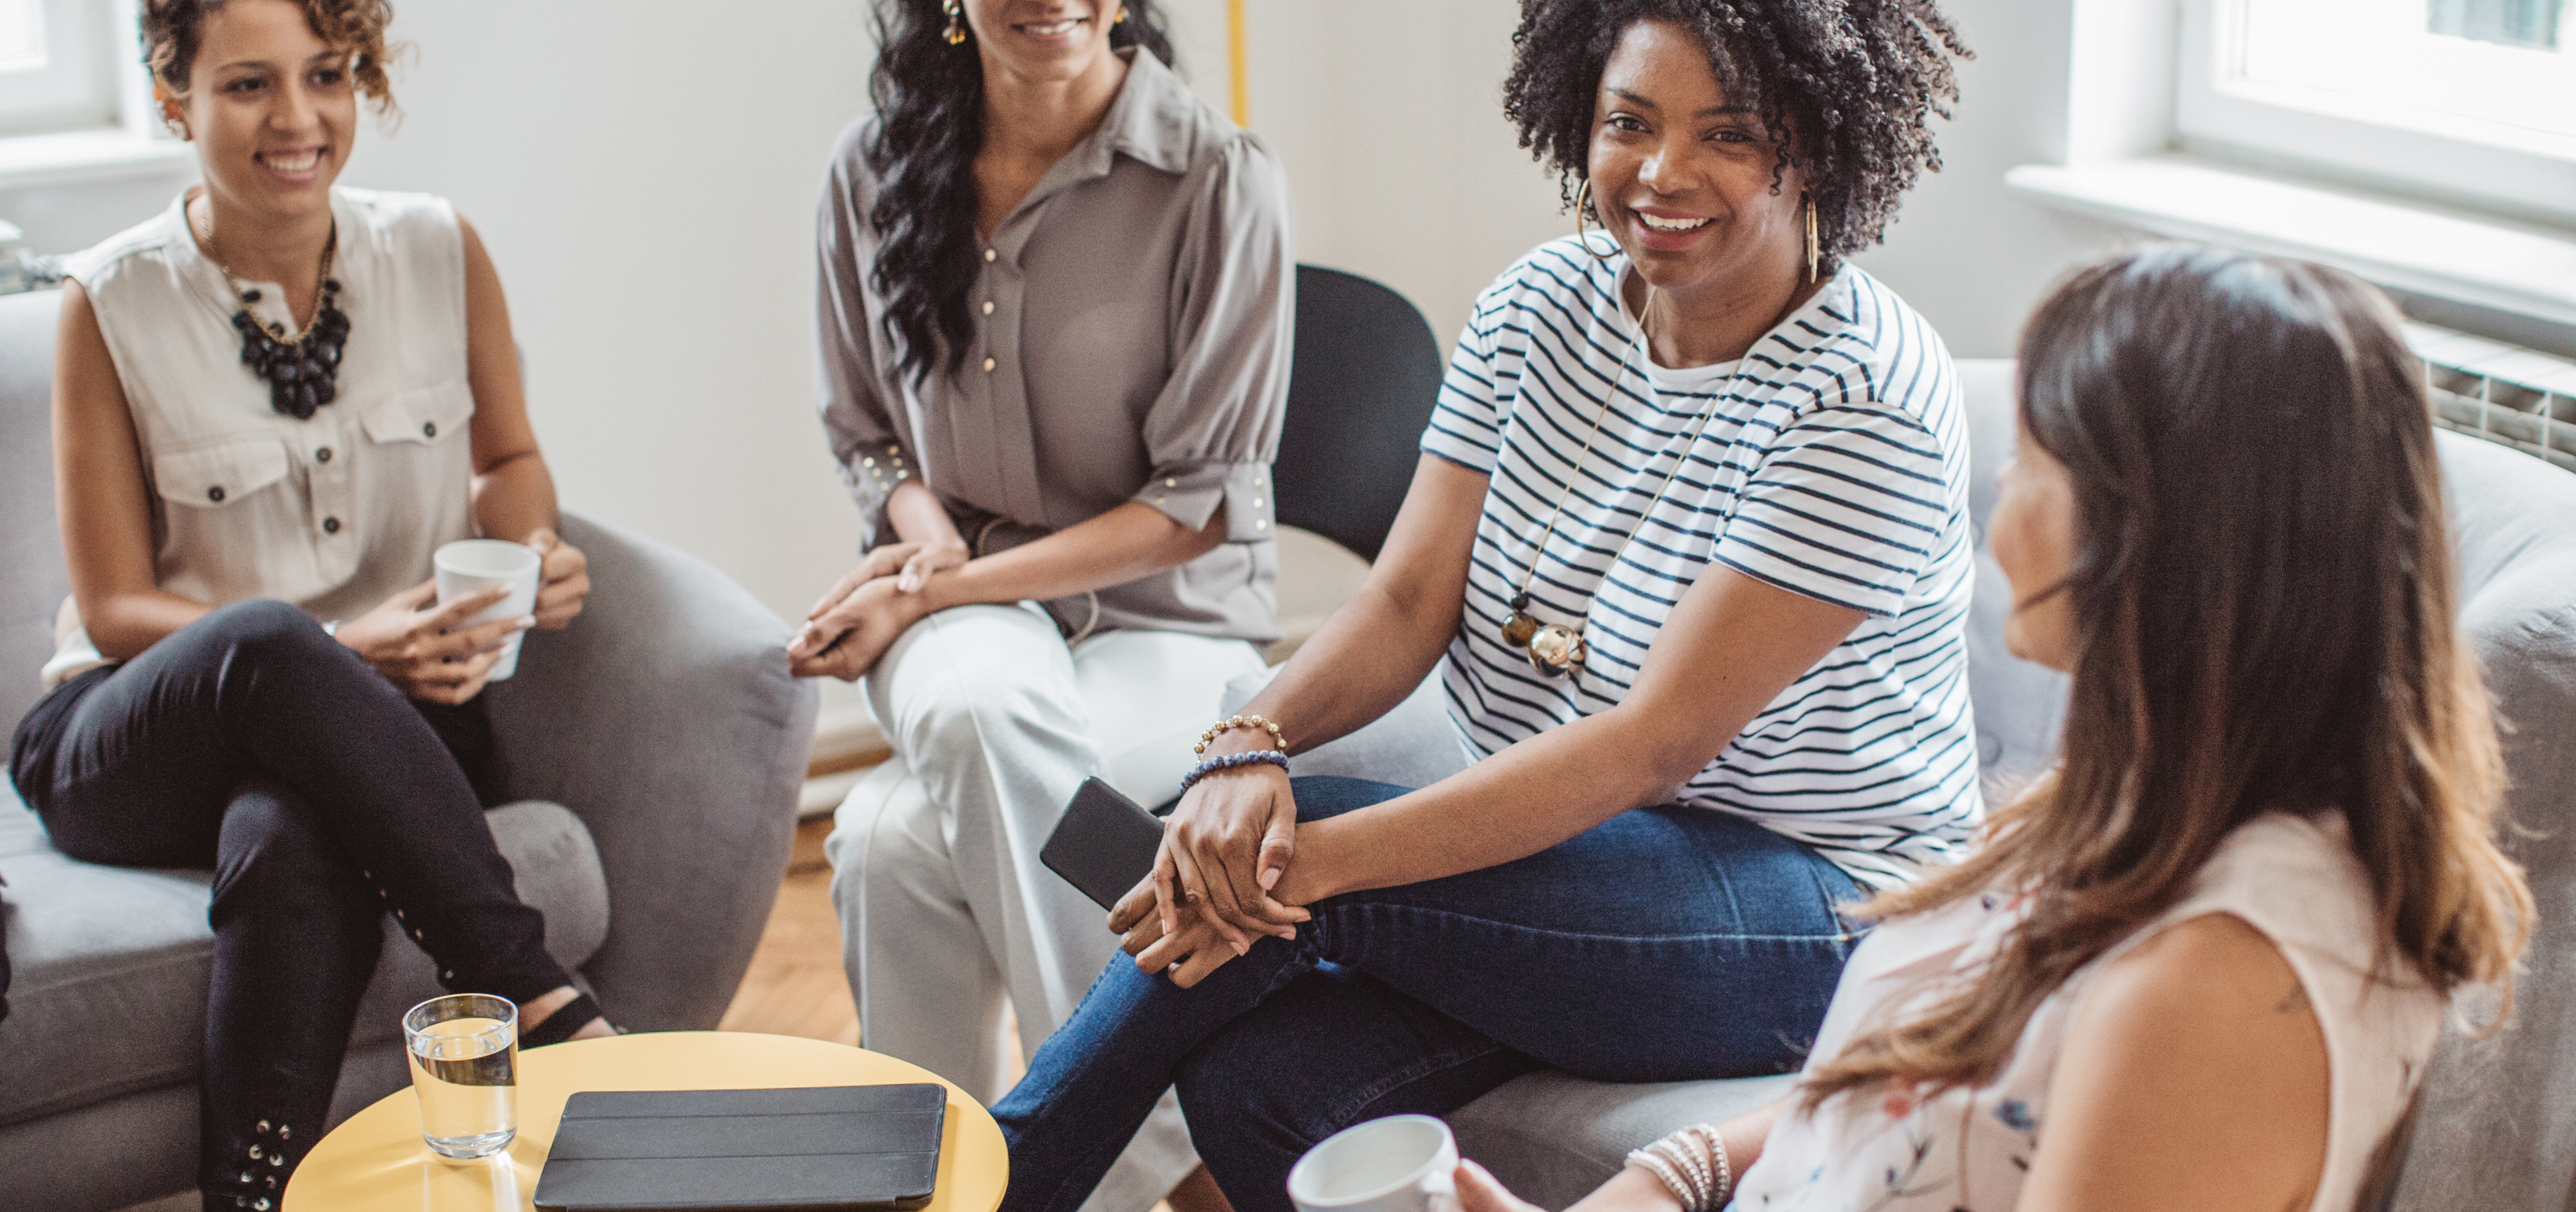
[1178,749,1289,795]
[1195,714,1286,755]
[1624,1123,1731,1212]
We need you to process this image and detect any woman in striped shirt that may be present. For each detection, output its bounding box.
[994,4,1974,1208]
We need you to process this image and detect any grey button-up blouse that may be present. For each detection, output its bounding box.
[815,49,1293,644]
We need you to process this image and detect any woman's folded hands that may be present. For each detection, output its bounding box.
[1110,760,1315,987]
[789,539,971,679]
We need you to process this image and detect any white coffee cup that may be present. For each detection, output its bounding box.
[433,539,542,682]
[1287,1114,1458,1212]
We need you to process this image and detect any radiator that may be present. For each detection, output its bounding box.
[2409,322,2576,474]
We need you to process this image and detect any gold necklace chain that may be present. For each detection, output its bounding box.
[192,198,339,345]
[1501,287,1737,679]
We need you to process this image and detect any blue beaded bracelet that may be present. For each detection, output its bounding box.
[1178,749,1289,796]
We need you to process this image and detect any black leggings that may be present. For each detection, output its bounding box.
[8,600,574,1211]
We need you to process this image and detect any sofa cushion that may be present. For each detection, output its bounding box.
[0,780,609,1127]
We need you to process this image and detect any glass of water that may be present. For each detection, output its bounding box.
[403,993,518,1160]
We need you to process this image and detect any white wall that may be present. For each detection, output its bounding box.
[333,0,876,633]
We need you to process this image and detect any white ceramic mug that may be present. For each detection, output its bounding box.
[433,539,542,681]
[1287,1114,1458,1212]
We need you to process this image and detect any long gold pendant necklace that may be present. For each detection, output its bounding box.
[1499,289,1731,680]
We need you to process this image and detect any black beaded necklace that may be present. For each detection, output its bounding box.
[202,211,350,420]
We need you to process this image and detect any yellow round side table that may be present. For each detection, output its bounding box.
[283,1031,1007,1212]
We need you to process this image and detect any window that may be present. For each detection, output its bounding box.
[2177,0,2576,223]
[0,0,122,137]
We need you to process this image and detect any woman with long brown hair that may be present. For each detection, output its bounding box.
[1451,245,2534,1212]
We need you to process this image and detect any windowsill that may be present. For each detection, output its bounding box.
[2003,154,2576,330]
[0,127,193,191]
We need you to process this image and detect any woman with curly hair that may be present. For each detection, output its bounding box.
[989,2,1974,1208]
[1450,248,2531,1210]
[792,2,1292,1208]
[12,1,611,1204]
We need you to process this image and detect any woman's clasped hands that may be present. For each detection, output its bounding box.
[1108,754,1315,988]
[789,538,970,679]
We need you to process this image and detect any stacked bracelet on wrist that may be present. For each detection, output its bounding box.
[1195,714,1286,755]
[1626,1123,1732,1212]
[1178,749,1289,795]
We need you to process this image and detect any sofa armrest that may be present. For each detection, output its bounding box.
[482,514,816,1031]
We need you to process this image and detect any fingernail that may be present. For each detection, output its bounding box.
[1231,939,1248,957]
[517,615,536,629]
[1258,868,1280,890]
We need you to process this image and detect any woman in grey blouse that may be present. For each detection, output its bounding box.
[789,3,1291,1210]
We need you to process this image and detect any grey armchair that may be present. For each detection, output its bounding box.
[1238,358,2576,1210]
[0,287,818,1210]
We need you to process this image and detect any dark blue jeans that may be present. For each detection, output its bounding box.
[993,776,1865,1212]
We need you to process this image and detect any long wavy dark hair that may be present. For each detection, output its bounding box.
[866,1,1175,384]
[1502,0,1967,271]
[1803,245,2531,1107]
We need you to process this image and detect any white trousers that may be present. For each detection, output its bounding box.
[824,603,1268,1212]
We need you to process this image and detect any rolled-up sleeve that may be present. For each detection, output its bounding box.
[814,123,914,550]
[1130,133,1293,542]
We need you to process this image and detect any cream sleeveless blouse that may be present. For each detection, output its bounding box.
[42,188,476,688]
[1732,813,2443,1212]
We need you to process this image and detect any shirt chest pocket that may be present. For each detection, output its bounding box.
[359,383,477,448]
[152,438,291,508]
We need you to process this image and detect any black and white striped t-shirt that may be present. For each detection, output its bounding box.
[1421,239,1980,886]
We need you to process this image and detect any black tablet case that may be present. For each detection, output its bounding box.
[533,1084,947,1212]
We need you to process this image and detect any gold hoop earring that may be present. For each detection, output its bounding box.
[943,0,967,45]
[1803,192,1820,283]
[1574,180,1619,264]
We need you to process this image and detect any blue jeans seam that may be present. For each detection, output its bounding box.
[1314,1039,1515,1133]
[1322,901,1866,947]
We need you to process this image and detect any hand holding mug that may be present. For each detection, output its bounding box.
[522,528,590,630]
[336,581,530,706]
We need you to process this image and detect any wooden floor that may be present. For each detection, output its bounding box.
[717,817,862,1046]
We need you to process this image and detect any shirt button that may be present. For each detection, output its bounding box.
[983,248,996,263]
[1165,477,1177,488]
[983,357,996,373]
[422,421,438,438]
[315,446,332,463]
[207,486,226,503]
[982,301,995,315]
[322,517,342,535]
[1255,519,1268,530]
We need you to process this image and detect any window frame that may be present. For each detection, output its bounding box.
[2173,0,2576,226]
[0,0,123,139]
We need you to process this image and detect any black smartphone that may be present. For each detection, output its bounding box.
[1041,777,1165,911]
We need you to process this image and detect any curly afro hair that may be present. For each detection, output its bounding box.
[1503,0,1968,269]
[143,0,401,115]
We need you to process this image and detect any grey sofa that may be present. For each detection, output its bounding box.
[1236,359,2576,1210]
[0,287,818,1210]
